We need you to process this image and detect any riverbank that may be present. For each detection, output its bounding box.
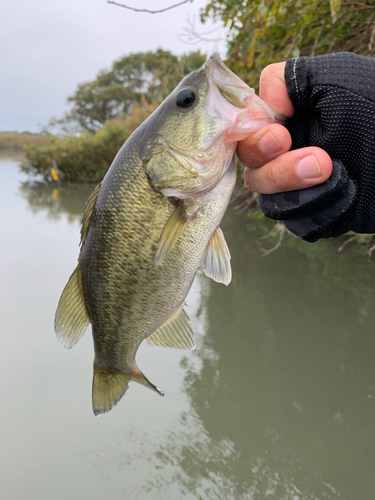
[0,131,49,151]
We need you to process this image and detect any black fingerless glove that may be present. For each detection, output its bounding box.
[258,52,375,242]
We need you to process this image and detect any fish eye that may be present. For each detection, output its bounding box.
[176,88,196,109]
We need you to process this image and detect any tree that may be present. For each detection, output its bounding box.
[22,49,208,182]
[201,0,375,89]
[60,49,207,132]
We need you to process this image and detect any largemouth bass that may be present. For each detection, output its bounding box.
[55,53,282,416]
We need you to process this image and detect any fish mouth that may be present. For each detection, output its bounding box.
[202,52,286,143]
[204,52,286,124]
[204,52,254,109]
[205,52,250,89]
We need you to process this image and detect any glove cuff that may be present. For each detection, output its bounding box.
[259,161,353,221]
[259,161,357,242]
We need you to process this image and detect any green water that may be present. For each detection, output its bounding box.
[1,158,375,499]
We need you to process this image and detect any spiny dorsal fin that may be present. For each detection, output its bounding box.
[202,227,232,286]
[80,182,101,247]
[54,263,90,348]
[147,305,195,350]
[155,201,195,267]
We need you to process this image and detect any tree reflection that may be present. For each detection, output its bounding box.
[142,209,375,499]
[18,180,94,223]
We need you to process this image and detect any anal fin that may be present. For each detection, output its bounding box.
[202,227,232,286]
[54,263,90,348]
[147,304,195,350]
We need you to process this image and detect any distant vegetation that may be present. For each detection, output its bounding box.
[20,105,156,183]
[58,49,206,133]
[21,49,206,183]
[202,0,375,89]
[0,131,49,151]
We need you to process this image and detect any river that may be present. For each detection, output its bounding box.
[1,157,375,499]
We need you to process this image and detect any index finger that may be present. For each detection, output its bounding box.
[260,62,294,118]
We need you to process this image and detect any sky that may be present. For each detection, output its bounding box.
[1,0,227,132]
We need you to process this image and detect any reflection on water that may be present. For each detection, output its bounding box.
[19,179,94,223]
[2,158,375,499]
[140,212,375,499]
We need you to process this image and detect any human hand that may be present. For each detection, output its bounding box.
[237,62,333,194]
[239,53,375,242]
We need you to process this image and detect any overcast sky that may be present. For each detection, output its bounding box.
[1,0,227,132]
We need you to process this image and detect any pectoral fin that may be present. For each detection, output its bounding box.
[155,202,195,267]
[54,263,90,348]
[202,227,232,286]
[147,304,195,350]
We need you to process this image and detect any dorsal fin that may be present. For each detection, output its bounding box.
[54,263,90,348]
[147,304,195,350]
[80,182,101,247]
[201,227,232,286]
[155,201,195,267]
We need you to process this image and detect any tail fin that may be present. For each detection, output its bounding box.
[92,363,130,416]
[92,362,164,416]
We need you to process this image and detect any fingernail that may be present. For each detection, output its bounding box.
[259,131,283,155]
[296,155,321,179]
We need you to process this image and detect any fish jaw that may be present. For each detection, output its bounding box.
[204,52,284,142]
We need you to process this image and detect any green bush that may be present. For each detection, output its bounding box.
[20,105,155,183]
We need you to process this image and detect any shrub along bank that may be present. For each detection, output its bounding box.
[20,105,155,183]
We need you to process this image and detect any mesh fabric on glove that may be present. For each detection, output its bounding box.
[258,52,375,242]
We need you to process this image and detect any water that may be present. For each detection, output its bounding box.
[1,157,375,500]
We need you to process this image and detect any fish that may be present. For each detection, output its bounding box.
[54,52,282,416]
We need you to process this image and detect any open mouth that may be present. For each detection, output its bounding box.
[204,52,254,109]
[203,52,286,141]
